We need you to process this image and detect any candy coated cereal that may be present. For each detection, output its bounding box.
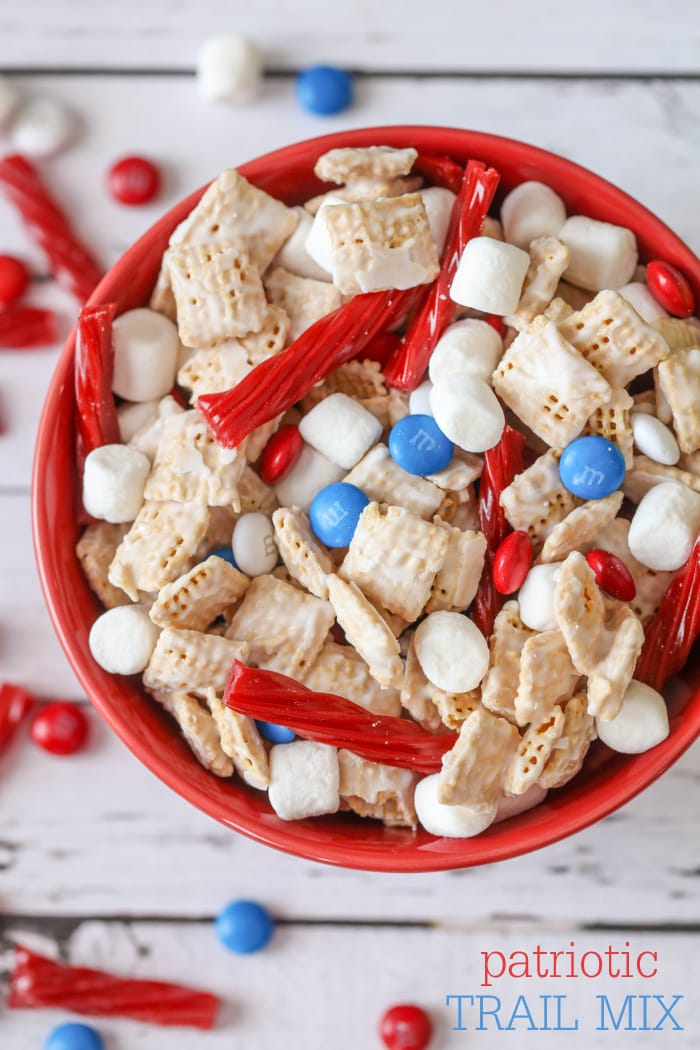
[256,720,295,744]
[380,1003,433,1050]
[493,530,533,595]
[259,424,303,484]
[296,65,353,115]
[559,436,626,499]
[585,548,636,602]
[44,1023,104,1050]
[388,414,453,475]
[0,254,29,304]
[646,259,695,318]
[30,702,89,756]
[108,156,160,205]
[215,900,274,953]
[309,482,369,548]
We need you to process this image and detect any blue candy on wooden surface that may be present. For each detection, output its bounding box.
[215,899,274,954]
[295,65,353,114]
[388,413,454,475]
[559,435,626,499]
[309,482,369,548]
[256,720,296,744]
[44,1023,104,1050]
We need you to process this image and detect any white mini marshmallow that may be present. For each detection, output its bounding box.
[82,444,150,524]
[631,412,680,466]
[268,740,340,821]
[117,400,160,444]
[559,215,638,292]
[232,512,279,576]
[298,392,382,470]
[409,380,434,417]
[274,443,344,513]
[0,75,21,128]
[429,373,505,453]
[304,194,346,275]
[10,97,76,157]
[272,206,332,282]
[618,281,668,324]
[414,774,498,838]
[112,308,179,402]
[450,237,530,315]
[628,481,700,571]
[428,318,503,385]
[596,680,669,752]
[196,34,262,103]
[89,605,160,676]
[495,783,548,823]
[500,180,567,250]
[421,186,456,256]
[414,611,489,693]
[518,562,561,632]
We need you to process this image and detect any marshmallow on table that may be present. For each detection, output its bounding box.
[428,319,503,385]
[0,75,21,128]
[628,480,700,571]
[414,774,498,838]
[273,443,345,513]
[9,97,76,157]
[450,237,530,315]
[268,740,340,821]
[117,399,160,443]
[630,412,680,466]
[421,186,456,256]
[409,380,434,417]
[232,512,279,576]
[518,562,561,632]
[414,611,489,693]
[559,215,638,292]
[112,308,179,402]
[89,605,160,675]
[429,373,505,454]
[196,34,262,103]
[618,281,668,324]
[304,194,346,275]
[273,206,333,282]
[298,392,382,470]
[500,181,567,250]
[82,444,150,524]
[495,783,548,823]
[596,680,669,752]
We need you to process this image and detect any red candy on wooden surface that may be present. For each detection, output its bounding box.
[259,424,303,484]
[646,260,695,318]
[30,701,89,755]
[0,682,36,751]
[108,155,161,205]
[380,1003,433,1050]
[493,530,534,595]
[586,548,636,602]
[0,253,29,304]
[0,306,58,349]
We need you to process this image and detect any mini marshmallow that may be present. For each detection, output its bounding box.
[112,308,179,402]
[500,181,567,250]
[450,237,530,315]
[495,783,548,823]
[0,75,21,128]
[117,400,160,444]
[272,205,332,282]
[9,97,76,157]
[274,443,345,512]
[82,444,150,524]
[232,512,279,576]
[518,563,561,632]
[414,610,489,693]
[421,186,456,256]
[414,774,497,838]
[628,480,700,571]
[428,319,503,385]
[299,392,382,470]
[429,373,505,453]
[596,680,669,753]
[631,412,680,466]
[89,605,160,675]
[196,34,262,104]
[268,740,340,821]
[559,215,638,292]
[409,380,434,417]
[304,194,346,275]
[618,282,668,324]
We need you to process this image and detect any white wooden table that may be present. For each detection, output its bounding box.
[1,4,699,1046]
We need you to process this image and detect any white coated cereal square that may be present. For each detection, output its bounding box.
[268,740,340,821]
[298,392,383,469]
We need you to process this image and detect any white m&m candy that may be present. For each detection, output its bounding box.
[559,215,638,292]
[429,373,505,454]
[414,611,489,693]
[596,680,669,753]
[197,35,262,104]
[628,481,700,571]
[630,413,680,466]
[428,318,503,385]
[232,513,278,576]
[414,774,497,838]
[89,605,160,675]
[518,562,561,632]
[82,444,150,524]
[500,181,567,250]
[450,236,530,315]
[112,308,179,402]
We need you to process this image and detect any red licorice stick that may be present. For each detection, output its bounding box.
[413,150,465,194]
[74,302,119,469]
[224,661,456,773]
[635,537,700,691]
[0,306,58,349]
[198,286,423,449]
[0,154,103,303]
[383,160,500,391]
[8,945,219,1030]
[0,682,35,751]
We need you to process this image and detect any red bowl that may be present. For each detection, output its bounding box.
[32,126,700,872]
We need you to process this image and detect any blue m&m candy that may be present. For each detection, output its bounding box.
[256,720,295,744]
[210,545,240,570]
[215,899,275,954]
[388,414,454,475]
[559,435,626,499]
[44,1023,104,1050]
[296,65,353,115]
[309,482,369,548]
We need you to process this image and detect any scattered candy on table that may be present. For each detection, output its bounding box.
[0,681,36,751]
[259,423,303,484]
[197,34,262,104]
[295,65,353,115]
[585,548,636,602]
[0,253,29,304]
[645,259,695,317]
[215,900,274,954]
[9,96,77,157]
[388,414,453,475]
[30,702,89,756]
[558,435,626,499]
[231,512,279,576]
[108,155,161,205]
[0,306,58,349]
[379,1002,433,1050]
[44,1022,104,1050]
[492,530,534,595]
[309,481,369,547]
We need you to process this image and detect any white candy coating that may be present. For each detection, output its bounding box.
[112,308,179,402]
[9,97,76,157]
[428,318,503,385]
[429,373,505,454]
[421,186,456,256]
[232,512,279,576]
[414,611,489,693]
[559,215,638,292]
[414,774,498,838]
[272,206,332,281]
[268,740,340,821]
[298,392,382,470]
[409,380,434,417]
[518,563,561,632]
[0,75,21,128]
[273,443,344,513]
[628,481,700,571]
[304,194,345,275]
[631,412,680,466]
[618,281,668,324]
[596,680,669,753]
[500,181,567,250]
[196,34,262,104]
[450,236,530,315]
[117,400,160,444]
[89,605,160,676]
[82,444,150,524]
[495,783,548,823]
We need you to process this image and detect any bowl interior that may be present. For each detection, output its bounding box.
[32,125,700,872]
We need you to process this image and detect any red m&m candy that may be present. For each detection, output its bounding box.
[259,424,303,484]
[108,156,161,206]
[646,260,695,318]
[585,548,636,602]
[0,254,29,305]
[493,530,534,595]
[380,1003,432,1050]
[30,702,89,755]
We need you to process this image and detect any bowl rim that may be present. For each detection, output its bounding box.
[32,124,700,872]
